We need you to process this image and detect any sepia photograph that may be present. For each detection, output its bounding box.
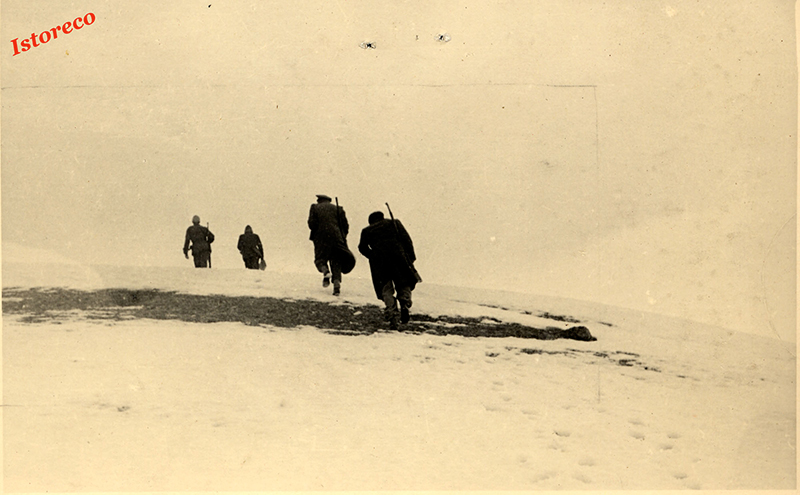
[1,0,796,491]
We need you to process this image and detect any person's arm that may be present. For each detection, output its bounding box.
[183,228,191,257]
[395,220,415,262]
[340,208,349,237]
[308,206,317,239]
[256,236,264,258]
[358,231,372,259]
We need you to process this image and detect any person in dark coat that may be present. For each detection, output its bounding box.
[183,215,215,268]
[308,194,349,295]
[237,225,264,269]
[358,211,418,329]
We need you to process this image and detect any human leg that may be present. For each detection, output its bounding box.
[193,252,209,268]
[397,284,413,323]
[313,245,331,286]
[314,258,330,273]
[381,280,399,329]
[330,259,342,295]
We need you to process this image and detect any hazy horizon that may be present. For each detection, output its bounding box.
[2,0,796,341]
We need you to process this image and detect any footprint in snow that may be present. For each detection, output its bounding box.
[531,470,558,482]
[483,403,505,412]
[572,472,592,484]
[629,430,646,440]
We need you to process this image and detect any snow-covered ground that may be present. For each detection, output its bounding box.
[2,261,795,491]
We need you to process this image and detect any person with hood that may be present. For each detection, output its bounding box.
[307,194,350,296]
[358,210,418,329]
[237,225,264,269]
[183,215,215,268]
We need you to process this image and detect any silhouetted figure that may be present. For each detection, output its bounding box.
[237,225,264,270]
[358,211,418,329]
[308,194,349,296]
[183,215,214,268]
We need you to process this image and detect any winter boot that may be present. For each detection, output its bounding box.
[400,306,410,324]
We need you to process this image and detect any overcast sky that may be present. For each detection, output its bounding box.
[2,0,796,341]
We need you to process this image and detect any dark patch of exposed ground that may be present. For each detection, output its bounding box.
[3,288,597,341]
[467,301,603,325]
[511,347,663,373]
[487,346,696,380]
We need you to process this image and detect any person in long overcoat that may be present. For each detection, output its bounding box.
[358,211,418,329]
[308,194,349,295]
[183,215,215,268]
[237,225,264,269]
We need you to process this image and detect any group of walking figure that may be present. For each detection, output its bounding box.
[182,194,421,329]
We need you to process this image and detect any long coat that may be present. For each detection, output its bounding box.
[308,201,355,273]
[358,218,418,299]
[183,224,214,256]
[308,201,348,249]
[237,228,263,260]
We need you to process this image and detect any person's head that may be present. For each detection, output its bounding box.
[244,225,252,234]
[368,211,384,225]
[316,194,332,203]
[192,215,200,225]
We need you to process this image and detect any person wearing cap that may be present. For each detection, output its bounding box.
[237,225,264,269]
[358,211,418,329]
[183,215,215,268]
[307,194,349,295]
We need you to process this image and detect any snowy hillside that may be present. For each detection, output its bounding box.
[2,261,795,490]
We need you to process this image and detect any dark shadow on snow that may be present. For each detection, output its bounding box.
[3,288,597,342]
